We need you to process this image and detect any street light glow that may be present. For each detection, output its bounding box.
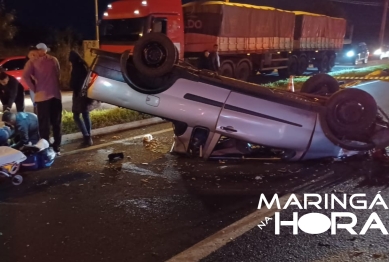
[107,4,112,9]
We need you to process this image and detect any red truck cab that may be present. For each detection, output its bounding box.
[100,0,184,58]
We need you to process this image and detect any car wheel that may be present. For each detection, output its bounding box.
[236,61,251,81]
[220,62,235,78]
[120,51,179,94]
[363,56,368,64]
[325,88,377,139]
[132,33,177,78]
[300,73,340,95]
[297,54,308,76]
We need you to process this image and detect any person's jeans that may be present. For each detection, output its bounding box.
[73,111,91,137]
[36,98,62,150]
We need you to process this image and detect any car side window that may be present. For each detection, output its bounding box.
[151,18,167,34]
[2,59,26,71]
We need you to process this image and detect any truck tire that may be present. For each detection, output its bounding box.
[132,32,177,78]
[300,74,339,95]
[220,61,235,78]
[297,54,308,76]
[318,55,329,73]
[236,61,251,81]
[328,54,336,72]
[278,55,298,78]
[325,88,377,138]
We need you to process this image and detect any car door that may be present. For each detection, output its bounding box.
[1,58,28,91]
[215,91,317,153]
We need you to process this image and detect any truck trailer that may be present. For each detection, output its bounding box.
[99,0,348,81]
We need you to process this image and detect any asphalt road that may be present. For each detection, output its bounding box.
[0,60,389,262]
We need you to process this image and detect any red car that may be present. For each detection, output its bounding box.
[0,56,29,91]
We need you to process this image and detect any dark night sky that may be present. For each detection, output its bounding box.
[4,0,385,44]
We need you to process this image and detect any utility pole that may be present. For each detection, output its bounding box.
[379,0,389,47]
[95,0,99,41]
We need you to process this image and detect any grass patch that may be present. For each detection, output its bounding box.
[264,63,389,90]
[61,107,152,135]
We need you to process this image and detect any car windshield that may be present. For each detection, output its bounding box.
[343,44,356,51]
[100,17,147,44]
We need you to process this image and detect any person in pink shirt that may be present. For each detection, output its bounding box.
[22,43,62,155]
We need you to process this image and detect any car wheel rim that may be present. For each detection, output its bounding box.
[142,42,167,68]
[335,101,364,124]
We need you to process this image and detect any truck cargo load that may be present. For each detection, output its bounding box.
[98,0,352,80]
[183,1,295,53]
[293,11,346,50]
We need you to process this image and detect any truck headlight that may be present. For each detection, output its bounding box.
[374,49,382,55]
[346,51,355,57]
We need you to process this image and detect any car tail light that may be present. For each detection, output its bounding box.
[87,72,98,88]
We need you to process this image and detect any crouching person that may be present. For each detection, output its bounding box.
[2,111,40,150]
[0,126,13,146]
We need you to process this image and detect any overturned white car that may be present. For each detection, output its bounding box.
[83,33,389,161]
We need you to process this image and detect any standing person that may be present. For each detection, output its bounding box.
[25,46,39,114]
[198,50,212,70]
[209,44,220,73]
[69,50,93,146]
[22,43,62,155]
[0,72,25,112]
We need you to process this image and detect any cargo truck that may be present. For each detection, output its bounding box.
[100,0,348,81]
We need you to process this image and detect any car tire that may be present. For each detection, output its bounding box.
[120,50,178,94]
[132,32,177,78]
[300,73,340,95]
[325,88,377,139]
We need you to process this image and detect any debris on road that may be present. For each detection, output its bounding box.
[143,134,153,142]
[37,181,48,186]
